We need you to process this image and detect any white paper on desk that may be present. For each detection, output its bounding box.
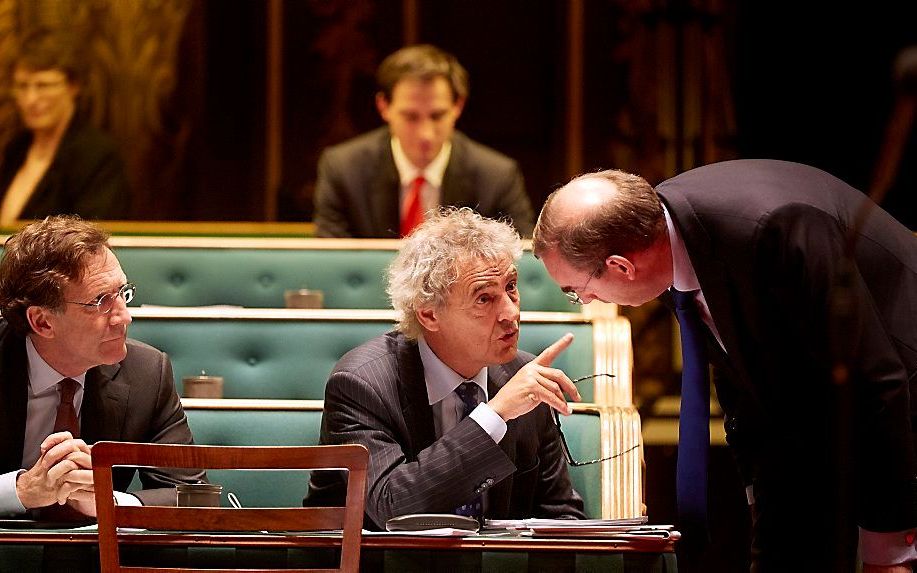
[363,528,475,537]
[485,516,648,530]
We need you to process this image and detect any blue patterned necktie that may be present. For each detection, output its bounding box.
[454,382,484,520]
[672,289,710,541]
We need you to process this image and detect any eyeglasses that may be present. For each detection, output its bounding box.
[561,268,601,306]
[555,373,641,466]
[11,79,68,97]
[66,283,136,314]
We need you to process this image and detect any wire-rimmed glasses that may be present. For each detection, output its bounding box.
[66,283,136,314]
[561,268,601,305]
[555,373,641,466]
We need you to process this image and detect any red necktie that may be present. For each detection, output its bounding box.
[53,378,80,438]
[400,175,426,237]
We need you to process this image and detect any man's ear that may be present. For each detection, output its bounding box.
[26,306,55,339]
[452,96,466,120]
[415,305,439,333]
[375,92,391,121]
[606,255,637,280]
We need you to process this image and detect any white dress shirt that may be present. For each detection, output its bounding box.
[391,138,452,221]
[417,337,507,444]
[663,204,724,351]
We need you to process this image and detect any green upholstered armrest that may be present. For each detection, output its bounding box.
[128,309,597,401]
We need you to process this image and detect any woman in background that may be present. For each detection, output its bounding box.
[0,28,130,226]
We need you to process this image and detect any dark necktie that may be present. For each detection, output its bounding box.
[672,289,709,541]
[35,378,86,522]
[52,378,80,438]
[453,382,484,520]
[400,175,426,237]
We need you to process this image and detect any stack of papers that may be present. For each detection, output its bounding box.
[484,517,679,540]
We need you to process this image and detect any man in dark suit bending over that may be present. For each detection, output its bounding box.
[313,44,535,238]
[533,161,917,571]
[306,208,584,528]
[0,215,203,520]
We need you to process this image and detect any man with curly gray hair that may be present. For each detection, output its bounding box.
[306,208,585,528]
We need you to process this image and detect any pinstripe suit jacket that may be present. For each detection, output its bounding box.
[305,331,585,529]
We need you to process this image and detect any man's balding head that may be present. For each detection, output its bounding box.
[533,170,666,272]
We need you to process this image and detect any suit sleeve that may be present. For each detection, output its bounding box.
[128,352,206,506]
[755,205,917,532]
[313,149,354,238]
[313,369,516,528]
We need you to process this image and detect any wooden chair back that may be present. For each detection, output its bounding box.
[92,442,368,573]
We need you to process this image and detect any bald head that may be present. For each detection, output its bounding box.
[533,170,666,272]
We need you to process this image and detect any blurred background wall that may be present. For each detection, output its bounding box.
[0,0,913,227]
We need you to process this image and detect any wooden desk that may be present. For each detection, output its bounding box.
[0,529,676,572]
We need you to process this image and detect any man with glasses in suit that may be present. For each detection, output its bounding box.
[532,162,917,572]
[0,215,203,521]
[306,208,585,528]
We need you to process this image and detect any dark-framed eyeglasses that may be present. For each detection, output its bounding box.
[555,373,641,466]
[66,283,136,314]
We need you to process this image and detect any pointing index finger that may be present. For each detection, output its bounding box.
[534,333,574,367]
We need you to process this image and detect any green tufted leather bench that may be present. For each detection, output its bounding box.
[127,308,600,401]
[125,307,642,520]
[110,237,574,312]
[178,401,608,519]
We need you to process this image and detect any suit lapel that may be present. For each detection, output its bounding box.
[486,362,517,515]
[394,336,436,458]
[659,191,758,398]
[0,329,29,471]
[81,362,128,445]
[369,134,401,238]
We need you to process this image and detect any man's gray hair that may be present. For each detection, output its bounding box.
[387,208,523,340]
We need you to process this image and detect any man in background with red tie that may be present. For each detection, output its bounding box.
[0,215,203,521]
[532,161,917,572]
[305,208,583,528]
[313,44,534,238]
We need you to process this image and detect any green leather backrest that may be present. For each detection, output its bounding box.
[183,407,603,518]
[115,247,572,311]
[128,318,598,402]
[183,409,322,510]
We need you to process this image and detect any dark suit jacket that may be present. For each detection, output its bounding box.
[0,116,131,221]
[0,321,203,508]
[304,331,585,529]
[656,160,917,543]
[313,127,535,238]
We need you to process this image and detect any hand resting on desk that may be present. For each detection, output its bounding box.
[15,431,96,517]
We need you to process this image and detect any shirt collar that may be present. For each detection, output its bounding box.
[662,204,701,293]
[26,336,87,396]
[417,336,488,406]
[390,137,452,188]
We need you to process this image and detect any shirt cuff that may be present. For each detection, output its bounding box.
[113,491,142,507]
[0,470,27,516]
[859,527,917,566]
[469,403,508,444]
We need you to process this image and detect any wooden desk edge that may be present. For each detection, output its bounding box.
[0,530,675,553]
